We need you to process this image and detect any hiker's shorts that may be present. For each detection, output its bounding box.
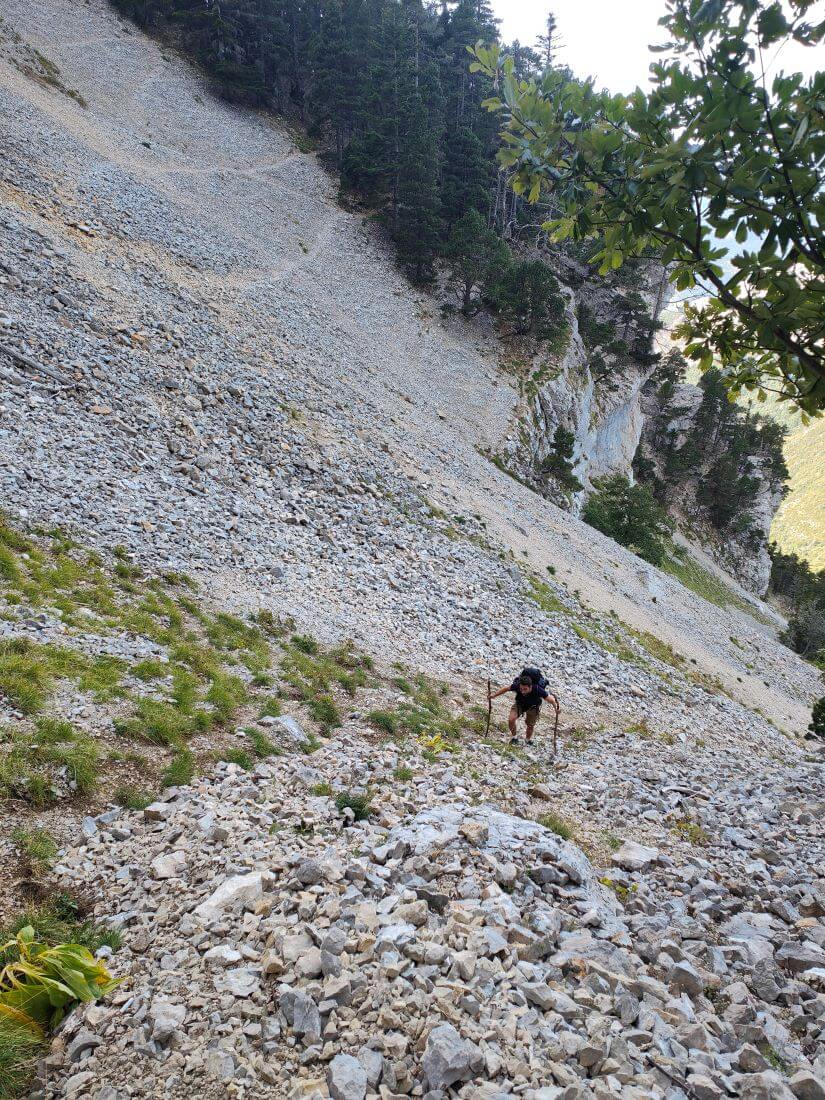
[517,703,541,723]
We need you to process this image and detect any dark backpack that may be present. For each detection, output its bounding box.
[521,666,548,694]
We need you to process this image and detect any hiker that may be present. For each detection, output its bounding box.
[489,667,559,746]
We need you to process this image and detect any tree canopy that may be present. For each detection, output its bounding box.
[472,0,825,414]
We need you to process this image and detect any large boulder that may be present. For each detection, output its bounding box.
[422,1023,482,1091]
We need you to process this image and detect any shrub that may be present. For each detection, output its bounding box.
[582,475,673,566]
[809,697,825,740]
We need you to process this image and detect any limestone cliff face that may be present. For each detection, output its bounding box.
[500,252,668,511]
[637,382,784,596]
[498,254,784,595]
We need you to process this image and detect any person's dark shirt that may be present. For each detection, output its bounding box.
[509,677,548,710]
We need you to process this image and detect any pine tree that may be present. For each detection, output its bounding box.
[489,260,565,337]
[444,210,507,312]
[542,426,583,494]
[441,127,490,223]
[535,11,559,69]
[394,88,443,282]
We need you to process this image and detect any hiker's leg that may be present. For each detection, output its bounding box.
[525,706,539,743]
[508,705,518,739]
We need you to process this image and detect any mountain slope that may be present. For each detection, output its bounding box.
[0,1,818,735]
[772,418,825,571]
[1,5,825,1099]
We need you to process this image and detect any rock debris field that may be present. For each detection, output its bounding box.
[0,1,823,1098]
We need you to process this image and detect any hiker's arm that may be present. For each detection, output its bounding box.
[546,692,560,710]
[489,685,511,700]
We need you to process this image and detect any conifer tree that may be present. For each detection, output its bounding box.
[444,210,507,312]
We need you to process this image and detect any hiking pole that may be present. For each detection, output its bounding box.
[485,678,492,739]
[552,697,560,757]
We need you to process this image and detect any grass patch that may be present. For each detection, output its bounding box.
[258,697,281,719]
[311,781,332,796]
[161,750,194,788]
[114,785,153,811]
[280,636,372,710]
[1,725,99,805]
[537,812,574,840]
[117,698,195,747]
[526,577,569,616]
[11,827,58,875]
[393,765,413,781]
[0,893,121,956]
[219,748,254,771]
[335,790,372,821]
[367,710,398,736]
[33,717,73,744]
[672,817,710,846]
[246,728,278,757]
[662,549,766,619]
[0,639,54,714]
[0,1017,40,1099]
[308,695,340,729]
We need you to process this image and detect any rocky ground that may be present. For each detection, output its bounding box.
[40,717,825,1100]
[0,1,823,1098]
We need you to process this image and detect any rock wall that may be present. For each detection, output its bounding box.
[501,254,668,510]
[638,381,785,596]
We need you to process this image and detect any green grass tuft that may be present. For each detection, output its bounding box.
[219,748,254,771]
[334,790,372,820]
[132,659,167,682]
[246,728,278,757]
[367,710,397,736]
[11,827,58,874]
[308,694,341,729]
[537,812,574,840]
[161,750,195,788]
[114,785,153,811]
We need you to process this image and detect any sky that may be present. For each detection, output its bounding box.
[490,0,824,94]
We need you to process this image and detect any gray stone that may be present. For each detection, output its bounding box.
[194,873,264,920]
[422,1023,481,1091]
[149,999,186,1042]
[327,1053,368,1100]
[611,841,660,872]
[789,1071,825,1100]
